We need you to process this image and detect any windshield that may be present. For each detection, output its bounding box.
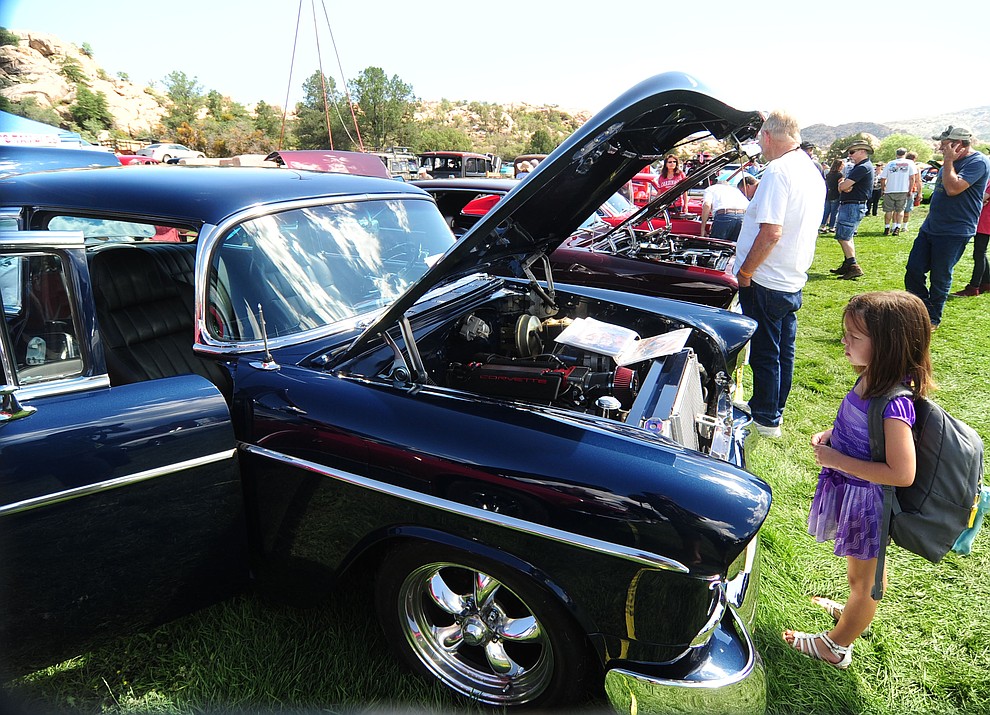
[208,198,454,342]
[602,191,634,215]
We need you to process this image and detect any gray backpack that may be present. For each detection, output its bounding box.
[867,387,984,600]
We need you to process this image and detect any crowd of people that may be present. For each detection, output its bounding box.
[724,110,990,672]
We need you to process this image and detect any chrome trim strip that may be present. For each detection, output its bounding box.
[15,374,110,400]
[0,448,237,517]
[242,443,690,573]
[0,230,85,249]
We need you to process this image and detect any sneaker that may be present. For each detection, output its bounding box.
[753,422,782,438]
[892,227,900,236]
[883,227,890,236]
[839,264,864,280]
[830,261,852,275]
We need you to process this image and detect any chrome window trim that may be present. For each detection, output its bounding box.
[0,232,91,387]
[0,448,237,517]
[0,230,85,250]
[14,373,110,401]
[242,443,691,574]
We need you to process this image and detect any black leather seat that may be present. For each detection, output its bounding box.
[89,246,231,395]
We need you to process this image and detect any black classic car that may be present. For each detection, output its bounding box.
[0,74,770,713]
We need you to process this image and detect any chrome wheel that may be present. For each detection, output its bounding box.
[377,544,589,707]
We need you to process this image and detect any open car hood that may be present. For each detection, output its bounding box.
[333,73,763,367]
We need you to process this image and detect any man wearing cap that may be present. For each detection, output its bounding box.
[829,140,875,279]
[880,148,919,236]
[801,141,825,177]
[734,111,824,438]
[905,125,990,327]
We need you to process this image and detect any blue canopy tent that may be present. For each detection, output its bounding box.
[0,110,88,147]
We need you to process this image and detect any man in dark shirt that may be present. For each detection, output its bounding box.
[905,125,990,327]
[829,140,875,279]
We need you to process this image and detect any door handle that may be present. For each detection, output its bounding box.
[0,384,37,424]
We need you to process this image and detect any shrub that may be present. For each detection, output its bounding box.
[0,27,20,46]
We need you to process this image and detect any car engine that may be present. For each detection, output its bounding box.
[594,228,735,272]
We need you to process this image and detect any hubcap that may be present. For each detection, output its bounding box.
[398,562,553,705]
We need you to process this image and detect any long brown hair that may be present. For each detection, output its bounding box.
[660,154,684,179]
[843,291,934,399]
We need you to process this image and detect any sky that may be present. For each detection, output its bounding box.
[3,0,988,130]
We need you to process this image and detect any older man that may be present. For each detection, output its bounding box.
[830,140,875,279]
[905,125,990,327]
[734,111,825,437]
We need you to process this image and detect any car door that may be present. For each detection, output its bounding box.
[0,231,248,678]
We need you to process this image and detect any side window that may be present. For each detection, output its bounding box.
[0,253,84,386]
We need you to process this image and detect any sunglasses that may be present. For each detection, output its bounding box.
[847,150,860,156]
[666,159,677,163]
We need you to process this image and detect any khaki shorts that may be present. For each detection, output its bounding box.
[883,192,909,213]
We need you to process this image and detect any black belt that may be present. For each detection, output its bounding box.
[839,201,866,205]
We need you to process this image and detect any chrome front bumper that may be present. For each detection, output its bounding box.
[604,606,765,715]
[604,536,765,715]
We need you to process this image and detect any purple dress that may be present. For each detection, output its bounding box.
[807,388,915,559]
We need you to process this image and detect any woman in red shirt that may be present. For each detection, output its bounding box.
[657,154,686,212]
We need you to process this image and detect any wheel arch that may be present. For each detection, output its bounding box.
[339,524,603,657]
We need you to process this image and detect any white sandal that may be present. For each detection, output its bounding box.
[811,596,844,621]
[783,630,853,669]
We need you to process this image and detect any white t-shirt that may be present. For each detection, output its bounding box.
[880,157,918,194]
[735,149,825,292]
[703,183,750,212]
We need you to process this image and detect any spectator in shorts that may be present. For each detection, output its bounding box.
[830,140,875,279]
[881,148,919,236]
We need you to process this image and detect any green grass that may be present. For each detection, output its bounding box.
[6,206,990,714]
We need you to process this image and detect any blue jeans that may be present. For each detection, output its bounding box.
[710,213,743,241]
[904,226,972,325]
[834,202,866,242]
[822,199,839,228]
[738,282,803,428]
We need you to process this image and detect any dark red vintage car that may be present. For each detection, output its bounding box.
[414,155,747,310]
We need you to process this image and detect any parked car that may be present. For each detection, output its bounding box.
[418,150,499,178]
[630,171,704,215]
[116,153,159,165]
[414,153,749,310]
[135,142,206,163]
[0,73,770,713]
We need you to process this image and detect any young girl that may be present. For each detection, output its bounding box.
[783,291,934,668]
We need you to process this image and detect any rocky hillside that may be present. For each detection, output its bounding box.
[802,109,990,148]
[1,30,164,138]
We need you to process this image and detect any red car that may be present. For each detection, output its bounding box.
[116,153,159,165]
